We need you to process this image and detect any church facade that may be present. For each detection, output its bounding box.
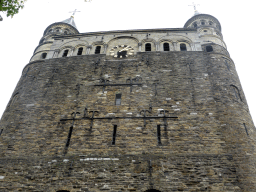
[0,13,256,192]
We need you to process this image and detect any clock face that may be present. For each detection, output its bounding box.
[110,45,135,58]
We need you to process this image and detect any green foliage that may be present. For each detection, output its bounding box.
[0,0,26,17]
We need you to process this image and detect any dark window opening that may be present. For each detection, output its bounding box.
[56,191,70,192]
[117,51,127,58]
[56,29,60,32]
[204,30,207,32]
[62,49,69,57]
[112,125,117,145]
[115,93,122,105]
[77,47,83,55]
[193,23,197,28]
[201,21,205,25]
[95,46,101,54]
[180,43,187,51]
[64,31,68,35]
[0,129,3,136]
[145,189,162,192]
[41,53,47,59]
[145,43,151,51]
[163,43,170,51]
[206,46,213,52]
[209,21,213,25]
[157,125,162,145]
[243,123,249,136]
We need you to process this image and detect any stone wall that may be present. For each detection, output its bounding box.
[0,51,255,191]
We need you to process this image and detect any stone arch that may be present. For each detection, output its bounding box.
[106,36,139,56]
[73,44,87,56]
[59,39,89,50]
[159,39,175,51]
[177,41,192,51]
[58,46,74,57]
[141,38,156,52]
[91,41,106,54]
[159,35,193,51]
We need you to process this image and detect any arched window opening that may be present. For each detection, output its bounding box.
[206,45,213,52]
[62,49,69,57]
[64,31,68,35]
[163,43,170,51]
[201,21,205,25]
[145,189,162,192]
[193,23,197,28]
[41,53,47,59]
[204,30,207,32]
[180,43,187,51]
[209,21,213,25]
[230,85,242,101]
[145,43,151,51]
[95,46,101,54]
[77,47,83,55]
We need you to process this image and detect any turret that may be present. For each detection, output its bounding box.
[30,16,79,62]
[184,14,227,54]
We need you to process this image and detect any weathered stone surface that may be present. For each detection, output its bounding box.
[0,13,256,192]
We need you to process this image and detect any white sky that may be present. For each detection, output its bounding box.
[0,0,255,126]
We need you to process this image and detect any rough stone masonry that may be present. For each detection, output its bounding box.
[0,13,256,192]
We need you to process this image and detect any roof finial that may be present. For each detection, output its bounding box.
[189,2,200,15]
[69,9,81,17]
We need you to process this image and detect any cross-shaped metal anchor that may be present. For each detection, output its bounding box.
[99,78,110,93]
[140,104,152,127]
[126,76,142,93]
[88,110,99,130]
[64,112,80,154]
[93,59,100,72]
[159,110,169,130]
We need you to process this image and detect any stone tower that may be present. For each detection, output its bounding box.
[0,13,256,192]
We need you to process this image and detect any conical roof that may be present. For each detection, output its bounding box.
[61,16,77,29]
[43,16,79,36]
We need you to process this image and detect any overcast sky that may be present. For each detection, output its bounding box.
[0,0,255,126]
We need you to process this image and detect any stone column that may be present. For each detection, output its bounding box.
[86,45,92,54]
[103,44,108,54]
[53,49,60,58]
[173,42,178,51]
[155,42,160,51]
[70,48,75,56]
[138,42,142,52]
